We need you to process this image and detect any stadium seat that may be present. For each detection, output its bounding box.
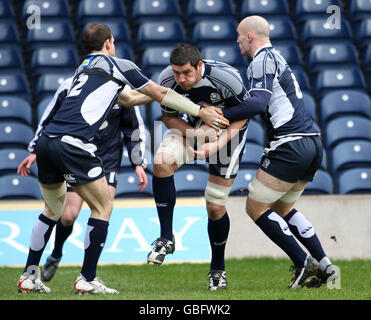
[325,116,371,149]
[0,47,25,73]
[240,143,264,169]
[300,18,353,48]
[116,171,153,197]
[136,21,186,52]
[132,0,181,24]
[186,0,235,26]
[246,120,265,146]
[0,96,32,125]
[319,90,371,125]
[302,91,317,121]
[295,0,343,23]
[29,47,79,76]
[350,0,371,21]
[0,74,31,101]
[0,121,34,148]
[361,44,371,71]
[201,45,246,68]
[0,148,38,176]
[34,72,74,103]
[174,168,209,196]
[303,169,333,194]
[140,46,173,74]
[274,44,303,66]
[311,67,367,97]
[354,18,371,47]
[25,19,75,50]
[77,0,126,20]
[240,0,289,18]
[21,0,70,21]
[338,168,371,194]
[0,20,20,44]
[266,16,298,46]
[0,0,15,17]
[191,20,238,47]
[149,101,163,123]
[115,43,135,61]
[330,140,371,176]
[0,174,42,200]
[307,43,359,72]
[230,168,256,195]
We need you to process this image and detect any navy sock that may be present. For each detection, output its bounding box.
[208,212,230,270]
[80,218,108,281]
[24,214,56,275]
[152,175,176,240]
[255,209,307,268]
[284,209,326,263]
[51,219,73,260]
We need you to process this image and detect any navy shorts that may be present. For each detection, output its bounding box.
[260,135,323,183]
[66,171,118,192]
[36,134,105,186]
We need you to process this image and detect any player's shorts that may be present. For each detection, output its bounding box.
[66,171,118,192]
[156,124,248,179]
[36,134,105,186]
[260,135,323,183]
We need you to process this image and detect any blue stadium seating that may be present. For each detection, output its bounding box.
[0,20,20,44]
[77,0,126,20]
[0,0,15,17]
[132,0,181,24]
[0,47,25,74]
[0,96,32,125]
[136,21,186,52]
[240,0,289,17]
[186,0,235,25]
[34,72,74,103]
[174,168,209,196]
[295,0,343,22]
[319,90,371,125]
[21,0,70,21]
[300,18,353,48]
[29,46,79,76]
[311,66,367,97]
[290,65,311,92]
[240,143,264,169]
[302,91,317,121]
[307,43,359,72]
[325,116,371,149]
[303,169,334,194]
[267,16,298,46]
[141,46,173,74]
[230,168,256,195]
[361,44,371,71]
[0,148,38,176]
[246,120,265,146]
[25,19,75,50]
[354,18,371,47]
[149,101,163,123]
[274,44,303,66]
[201,45,246,68]
[115,42,135,61]
[338,168,371,194]
[350,0,371,21]
[0,174,42,200]
[330,140,371,176]
[116,170,153,197]
[191,20,238,47]
[0,122,34,148]
[0,74,31,101]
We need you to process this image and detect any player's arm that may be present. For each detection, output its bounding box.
[118,89,153,107]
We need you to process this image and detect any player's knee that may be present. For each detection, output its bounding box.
[154,153,176,176]
[61,206,80,226]
[206,201,226,220]
[41,183,67,221]
[204,181,231,208]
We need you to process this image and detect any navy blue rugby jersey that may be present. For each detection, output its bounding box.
[42,53,150,144]
[159,60,248,127]
[246,44,319,141]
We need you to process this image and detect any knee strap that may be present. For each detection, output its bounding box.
[41,182,67,221]
[204,181,232,206]
[247,178,286,203]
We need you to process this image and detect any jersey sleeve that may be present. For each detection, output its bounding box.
[247,53,276,94]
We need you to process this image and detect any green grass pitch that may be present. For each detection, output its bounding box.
[1,257,370,300]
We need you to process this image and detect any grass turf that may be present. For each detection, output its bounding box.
[1,257,371,300]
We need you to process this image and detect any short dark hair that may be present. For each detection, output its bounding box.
[170,43,201,68]
[82,24,112,53]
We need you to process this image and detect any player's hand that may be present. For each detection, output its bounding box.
[17,153,36,177]
[135,165,148,192]
[197,104,229,130]
[194,124,219,143]
[188,141,219,160]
